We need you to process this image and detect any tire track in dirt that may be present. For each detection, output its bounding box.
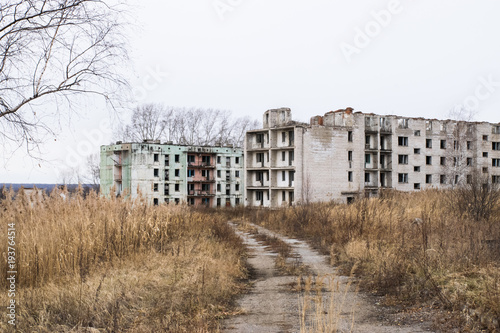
[223,222,434,333]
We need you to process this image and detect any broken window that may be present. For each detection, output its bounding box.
[414,166,420,172]
[282,151,286,161]
[235,157,240,164]
[398,173,408,183]
[365,154,371,164]
[414,148,420,154]
[165,155,169,166]
[153,183,158,192]
[426,120,432,131]
[467,141,472,150]
[426,139,432,148]
[175,184,180,192]
[153,198,159,206]
[440,175,446,184]
[256,153,264,163]
[174,154,180,163]
[235,171,240,178]
[217,184,221,192]
[256,133,264,143]
[154,153,159,162]
[483,135,489,141]
[348,171,353,182]
[398,136,408,146]
[175,169,180,177]
[364,173,370,183]
[493,159,500,167]
[217,170,221,178]
[440,157,446,165]
[414,183,421,190]
[426,174,432,184]
[187,155,195,164]
[154,169,159,177]
[440,140,446,149]
[202,184,210,192]
[398,118,409,129]
[414,130,420,136]
[282,132,286,142]
[348,151,353,161]
[483,152,489,158]
[348,131,353,142]
[398,155,408,165]
[467,158,472,166]
[235,183,240,191]
[492,142,500,151]
[426,156,432,165]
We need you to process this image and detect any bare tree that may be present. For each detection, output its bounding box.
[122,104,171,142]
[85,153,100,185]
[117,104,259,147]
[448,170,500,221]
[0,0,128,152]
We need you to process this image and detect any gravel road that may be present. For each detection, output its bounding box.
[222,222,434,333]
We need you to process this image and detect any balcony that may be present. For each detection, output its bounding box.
[247,179,269,188]
[187,190,215,197]
[380,126,392,134]
[188,177,216,183]
[187,163,215,169]
[380,162,393,171]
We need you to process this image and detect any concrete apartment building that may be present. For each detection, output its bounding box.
[245,108,500,207]
[100,142,244,207]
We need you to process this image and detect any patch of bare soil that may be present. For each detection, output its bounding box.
[222,222,436,333]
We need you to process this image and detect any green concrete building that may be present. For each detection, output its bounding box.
[100,141,244,207]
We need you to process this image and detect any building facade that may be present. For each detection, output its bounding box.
[245,108,500,207]
[100,142,244,207]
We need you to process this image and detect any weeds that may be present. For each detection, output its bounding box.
[0,186,247,332]
[238,189,500,331]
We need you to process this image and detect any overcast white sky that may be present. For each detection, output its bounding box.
[3,0,500,183]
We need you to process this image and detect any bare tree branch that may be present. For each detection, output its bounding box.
[0,0,129,153]
[116,104,259,147]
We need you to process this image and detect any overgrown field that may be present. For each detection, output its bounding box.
[0,187,247,332]
[241,190,500,331]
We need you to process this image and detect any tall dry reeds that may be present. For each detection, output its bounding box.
[245,189,500,331]
[0,186,247,332]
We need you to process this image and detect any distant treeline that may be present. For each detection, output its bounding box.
[0,184,99,198]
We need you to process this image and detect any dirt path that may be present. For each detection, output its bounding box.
[222,222,434,333]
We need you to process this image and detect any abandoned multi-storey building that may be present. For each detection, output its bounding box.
[245,107,500,207]
[100,142,244,207]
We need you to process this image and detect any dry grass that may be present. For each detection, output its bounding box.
[240,189,500,331]
[0,186,247,332]
[299,275,356,333]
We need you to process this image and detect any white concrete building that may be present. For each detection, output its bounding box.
[245,108,500,207]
